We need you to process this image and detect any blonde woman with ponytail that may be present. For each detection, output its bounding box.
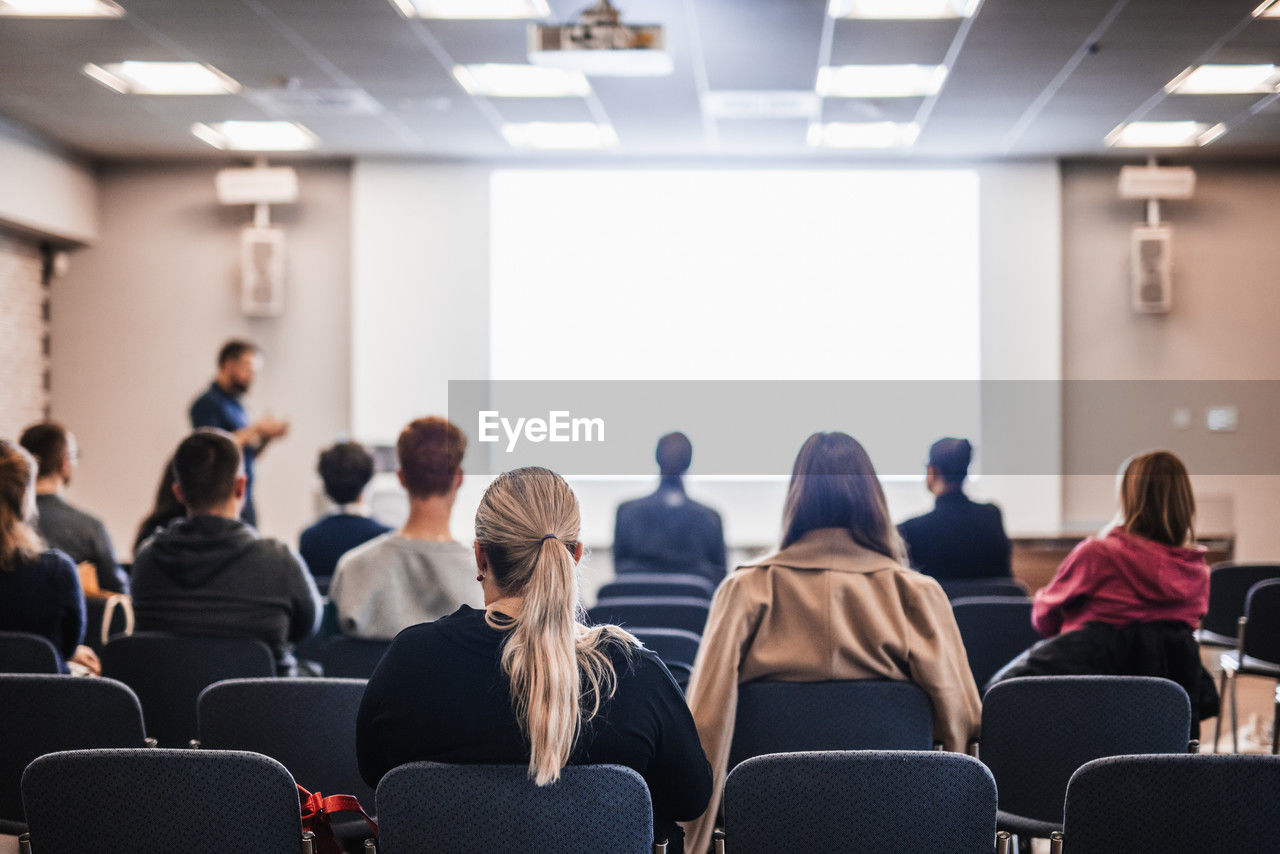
[357,467,711,852]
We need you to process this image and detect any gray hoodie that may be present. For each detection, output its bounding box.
[131,515,321,672]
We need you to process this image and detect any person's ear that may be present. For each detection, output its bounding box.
[453,469,464,491]
[171,482,186,506]
[60,454,74,481]
[232,474,247,501]
[473,541,488,573]
[572,541,584,562]
[396,469,407,490]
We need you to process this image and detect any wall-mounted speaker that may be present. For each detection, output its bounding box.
[1130,224,1172,314]
[240,226,285,317]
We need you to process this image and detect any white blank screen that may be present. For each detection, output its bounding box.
[490,169,981,381]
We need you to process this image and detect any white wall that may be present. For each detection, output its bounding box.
[0,119,97,245]
[50,162,352,556]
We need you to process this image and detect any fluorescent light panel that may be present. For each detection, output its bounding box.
[83,61,240,95]
[807,121,920,148]
[389,0,549,18]
[0,0,122,15]
[191,121,318,151]
[453,64,590,98]
[1164,64,1280,94]
[1252,0,1280,18]
[816,64,948,98]
[828,0,979,18]
[1105,121,1211,148]
[501,122,618,149]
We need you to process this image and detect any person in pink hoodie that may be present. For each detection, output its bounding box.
[989,451,1218,719]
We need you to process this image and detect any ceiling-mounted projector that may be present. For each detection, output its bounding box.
[529,0,672,76]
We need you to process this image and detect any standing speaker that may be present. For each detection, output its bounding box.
[240,226,285,317]
[1130,224,1172,314]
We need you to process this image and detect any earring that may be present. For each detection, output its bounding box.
[476,574,485,582]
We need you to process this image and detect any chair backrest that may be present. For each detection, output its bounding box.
[980,676,1191,827]
[587,597,711,636]
[723,751,997,854]
[1201,562,1280,641]
[939,578,1028,601]
[0,675,146,827]
[0,631,62,674]
[21,748,305,854]
[376,762,653,854]
[599,572,715,600]
[198,677,372,803]
[1063,754,1280,853]
[1242,578,1280,664]
[101,632,276,747]
[320,636,392,679]
[950,597,1041,689]
[629,627,701,671]
[728,679,934,771]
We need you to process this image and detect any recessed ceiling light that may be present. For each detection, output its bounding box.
[807,121,920,148]
[1104,121,1211,148]
[828,0,979,19]
[702,91,822,120]
[1252,0,1280,18]
[191,121,318,151]
[1164,64,1280,95]
[388,0,549,19]
[453,64,590,98]
[816,65,948,98]
[0,0,123,16]
[83,61,240,95]
[501,122,618,149]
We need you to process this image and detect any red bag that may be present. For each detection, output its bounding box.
[298,785,378,854]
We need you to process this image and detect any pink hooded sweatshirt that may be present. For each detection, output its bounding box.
[1032,528,1210,638]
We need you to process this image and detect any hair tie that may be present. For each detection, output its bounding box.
[540,534,558,542]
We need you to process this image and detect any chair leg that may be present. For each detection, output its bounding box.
[1213,665,1229,753]
[1230,670,1240,754]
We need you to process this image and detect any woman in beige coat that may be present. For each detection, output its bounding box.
[682,432,982,853]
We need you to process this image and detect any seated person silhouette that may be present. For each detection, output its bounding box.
[613,432,726,585]
[897,437,1011,581]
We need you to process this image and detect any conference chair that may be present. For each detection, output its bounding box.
[0,675,146,835]
[950,597,1042,689]
[728,680,934,772]
[979,676,1193,846]
[19,748,309,854]
[719,751,1007,854]
[292,599,340,673]
[597,573,715,602]
[588,597,711,636]
[1215,578,1280,753]
[940,578,1029,601]
[320,636,392,679]
[376,762,660,854]
[101,632,276,747]
[630,627,700,671]
[0,632,62,674]
[1197,562,1280,647]
[1054,754,1280,853]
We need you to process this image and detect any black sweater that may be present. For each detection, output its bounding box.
[357,606,712,850]
[0,549,85,669]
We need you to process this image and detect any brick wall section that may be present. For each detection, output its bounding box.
[0,234,48,439]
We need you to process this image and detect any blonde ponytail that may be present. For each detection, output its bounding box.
[475,467,636,785]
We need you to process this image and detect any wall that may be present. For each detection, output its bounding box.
[0,235,48,439]
[50,162,352,556]
[1061,161,1280,559]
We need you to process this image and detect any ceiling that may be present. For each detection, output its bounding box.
[2,0,1280,162]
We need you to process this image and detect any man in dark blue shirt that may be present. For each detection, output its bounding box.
[189,340,288,528]
[299,440,391,591]
[898,437,1012,581]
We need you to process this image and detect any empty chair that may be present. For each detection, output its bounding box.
[0,675,146,835]
[588,597,711,636]
[598,573,715,602]
[980,676,1193,842]
[21,748,307,854]
[321,636,391,679]
[0,631,62,674]
[376,762,655,854]
[728,680,934,771]
[1057,754,1280,854]
[198,677,372,804]
[951,597,1041,689]
[630,627,700,672]
[1197,562,1280,647]
[940,578,1028,601]
[101,632,275,747]
[1215,577,1280,753]
[721,751,1002,854]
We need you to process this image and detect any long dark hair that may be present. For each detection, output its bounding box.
[780,432,904,562]
[134,455,185,551]
[1118,450,1196,547]
[0,440,44,570]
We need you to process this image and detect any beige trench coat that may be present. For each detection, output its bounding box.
[681,526,982,853]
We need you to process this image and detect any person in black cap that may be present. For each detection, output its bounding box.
[897,438,1012,580]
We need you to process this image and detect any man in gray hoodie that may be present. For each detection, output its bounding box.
[131,429,320,674]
